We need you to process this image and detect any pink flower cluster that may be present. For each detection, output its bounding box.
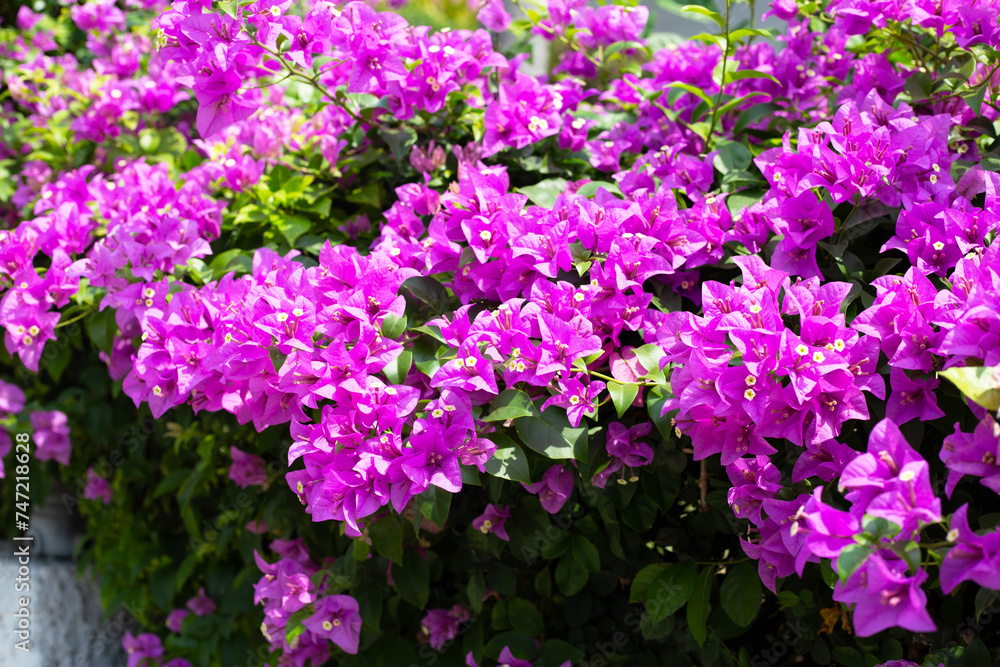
[254,544,362,662]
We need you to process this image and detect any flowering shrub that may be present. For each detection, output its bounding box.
[2,0,1000,665]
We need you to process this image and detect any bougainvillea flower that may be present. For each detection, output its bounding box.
[229,445,268,488]
[523,465,574,514]
[186,588,217,617]
[472,504,510,541]
[123,631,164,667]
[939,505,1000,594]
[83,468,113,505]
[420,603,472,650]
[166,609,190,633]
[303,595,363,654]
[834,554,936,636]
[30,410,71,466]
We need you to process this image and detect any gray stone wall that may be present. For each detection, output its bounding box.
[0,547,126,666]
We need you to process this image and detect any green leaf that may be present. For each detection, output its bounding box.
[483,434,532,483]
[837,544,874,585]
[975,588,1000,625]
[509,599,544,636]
[138,128,160,153]
[184,258,213,285]
[630,563,669,602]
[832,647,862,665]
[632,344,666,383]
[687,567,714,648]
[483,389,541,422]
[516,178,569,208]
[724,69,780,85]
[660,81,715,107]
[484,631,536,662]
[535,569,552,597]
[728,27,774,43]
[381,313,407,340]
[733,102,781,135]
[353,538,371,561]
[574,181,622,199]
[209,249,253,278]
[218,0,239,18]
[414,485,451,529]
[715,91,771,116]
[269,346,288,374]
[86,307,117,355]
[861,515,901,541]
[539,639,585,667]
[384,349,412,385]
[378,126,418,162]
[645,561,696,624]
[820,560,837,589]
[939,366,1000,410]
[150,566,175,610]
[153,468,191,498]
[285,608,311,645]
[275,214,311,247]
[492,598,510,629]
[713,141,753,174]
[515,406,588,460]
[461,464,481,486]
[719,563,761,627]
[607,380,639,418]
[488,561,518,597]
[572,536,601,573]
[688,32,724,48]
[175,554,198,592]
[776,591,799,608]
[370,517,405,564]
[394,549,430,609]
[964,637,992,667]
[681,4,725,29]
[401,276,450,313]
[468,570,486,614]
[555,554,589,596]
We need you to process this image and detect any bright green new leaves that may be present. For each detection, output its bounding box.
[939,365,1000,410]
[681,4,725,29]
